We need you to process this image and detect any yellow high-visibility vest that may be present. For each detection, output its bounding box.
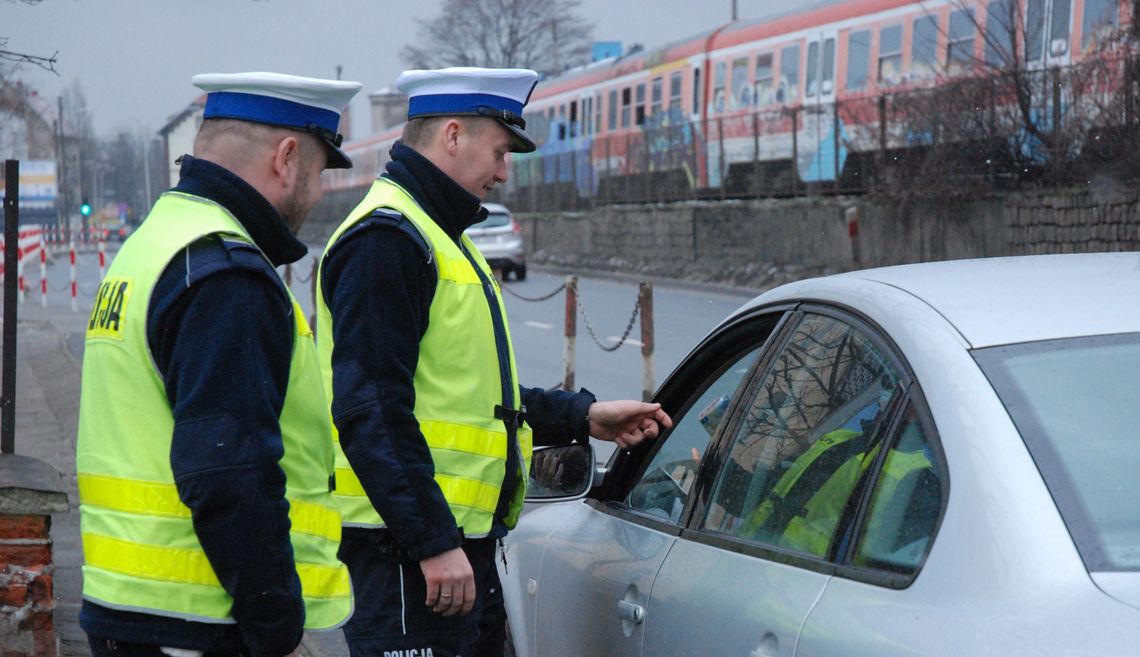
[316,177,532,535]
[76,191,351,628]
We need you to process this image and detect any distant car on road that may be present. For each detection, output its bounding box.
[502,253,1140,657]
[466,202,526,281]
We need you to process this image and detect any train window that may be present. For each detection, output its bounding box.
[755,53,774,106]
[651,78,662,117]
[985,0,1015,66]
[822,38,836,93]
[912,15,939,78]
[595,93,602,134]
[1081,0,1117,50]
[670,71,682,111]
[878,25,903,85]
[714,60,727,113]
[779,44,800,103]
[947,8,975,72]
[692,67,702,115]
[608,89,617,131]
[846,30,871,91]
[636,83,646,125]
[807,42,819,96]
[731,57,751,109]
[1026,0,1046,61]
[621,87,632,128]
[569,101,578,137]
[1050,0,1071,56]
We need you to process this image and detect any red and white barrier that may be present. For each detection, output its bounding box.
[39,236,47,307]
[69,242,78,313]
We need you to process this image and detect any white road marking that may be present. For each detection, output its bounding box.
[608,337,643,347]
[525,321,556,330]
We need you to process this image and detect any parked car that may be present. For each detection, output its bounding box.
[466,202,526,280]
[501,253,1140,657]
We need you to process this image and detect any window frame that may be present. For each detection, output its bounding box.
[682,303,945,588]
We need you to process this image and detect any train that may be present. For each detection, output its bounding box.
[324,0,1130,207]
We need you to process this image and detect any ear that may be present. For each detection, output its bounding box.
[442,119,463,156]
[270,135,302,189]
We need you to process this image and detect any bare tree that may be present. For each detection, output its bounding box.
[403,0,593,76]
[1,0,58,73]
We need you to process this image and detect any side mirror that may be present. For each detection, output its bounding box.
[526,443,595,501]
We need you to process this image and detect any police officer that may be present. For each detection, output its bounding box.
[315,66,672,657]
[76,72,361,657]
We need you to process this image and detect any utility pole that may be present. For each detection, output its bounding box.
[732,0,737,21]
[56,96,69,233]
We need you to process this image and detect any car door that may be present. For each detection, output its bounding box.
[529,310,786,657]
[641,308,917,657]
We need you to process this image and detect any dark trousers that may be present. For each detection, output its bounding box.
[339,531,503,657]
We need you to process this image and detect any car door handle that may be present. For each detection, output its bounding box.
[617,600,645,625]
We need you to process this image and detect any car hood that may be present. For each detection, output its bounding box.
[1092,573,1140,612]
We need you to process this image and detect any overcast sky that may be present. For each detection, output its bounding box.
[6,0,790,140]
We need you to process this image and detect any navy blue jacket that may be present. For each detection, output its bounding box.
[322,142,594,561]
[80,155,307,657]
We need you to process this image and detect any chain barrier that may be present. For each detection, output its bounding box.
[500,281,566,302]
[577,293,640,353]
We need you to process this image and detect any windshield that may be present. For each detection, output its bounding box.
[469,211,511,230]
[974,333,1140,572]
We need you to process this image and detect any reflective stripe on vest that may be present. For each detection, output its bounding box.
[76,191,351,628]
[316,178,533,534]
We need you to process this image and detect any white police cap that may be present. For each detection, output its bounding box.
[396,67,539,153]
[192,72,363,169]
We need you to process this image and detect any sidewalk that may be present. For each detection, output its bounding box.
[11,300,349,656]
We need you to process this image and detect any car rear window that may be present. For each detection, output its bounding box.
[470,211,511,229]
[974,333,1140,572]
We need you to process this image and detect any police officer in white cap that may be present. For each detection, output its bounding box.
[76,71,361,657]
[315,67,672,657]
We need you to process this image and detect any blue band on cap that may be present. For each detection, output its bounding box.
[204,91,340,133]
[408,93,524,119]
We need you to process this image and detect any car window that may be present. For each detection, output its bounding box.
[851,401,945,574]
[469,211,511,229]
[625,344,764,524]
[974,333,1140,572]
[701,312,903,559]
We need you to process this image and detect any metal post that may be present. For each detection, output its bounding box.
[3,160,20,454]
[562,275,577,391]
[309,257,318,332]
[639,282,654,402]
[791,106,799,196]
[717,117,726,199]
[833,100,841,194]
[752,111,761,198]
[878,95,888,187]
[284,263,293,287]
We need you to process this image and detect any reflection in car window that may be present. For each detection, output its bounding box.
[853,403,944,573]
[626,346,762,524]
[703,313,902,559]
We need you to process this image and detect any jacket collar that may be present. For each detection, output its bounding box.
[382,141,488,241]
[173,154,308,266]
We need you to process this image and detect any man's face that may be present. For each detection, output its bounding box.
[451,119,511,200]
[279,139,327,232]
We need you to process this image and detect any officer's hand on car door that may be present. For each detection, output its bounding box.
[420,547,476,616]
[588,400,674,449]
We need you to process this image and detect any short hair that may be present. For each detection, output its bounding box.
[401,115,489,150]
[195,118,324,168]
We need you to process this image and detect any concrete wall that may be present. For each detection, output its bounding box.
[306,187,1140,282]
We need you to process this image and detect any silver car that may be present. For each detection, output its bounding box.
[502,253,1140,657]
[467,202,526,281]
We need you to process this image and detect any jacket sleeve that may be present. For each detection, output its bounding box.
[149,239,303,657]
[322,219,464,561]
[520,386,597,446]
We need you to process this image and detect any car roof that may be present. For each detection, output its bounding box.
[740,253,1140,348]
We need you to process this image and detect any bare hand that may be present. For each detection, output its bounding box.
[588,400,673,449]
[420,547,476,616]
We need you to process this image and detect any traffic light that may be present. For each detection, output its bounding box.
[80,199,92,217]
